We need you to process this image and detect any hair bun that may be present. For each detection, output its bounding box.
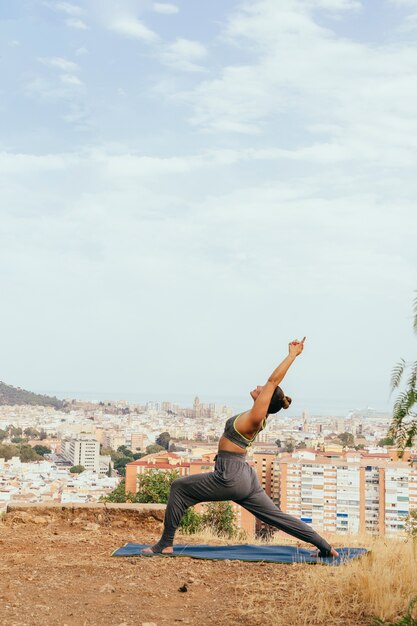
[282,395,292,410]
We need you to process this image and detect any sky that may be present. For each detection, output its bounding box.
[0,0,416,415]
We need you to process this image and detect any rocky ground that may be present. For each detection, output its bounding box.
[0,506,369,626]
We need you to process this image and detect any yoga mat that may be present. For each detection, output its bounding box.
[112,543,368,565]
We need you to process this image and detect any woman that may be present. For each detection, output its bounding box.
[143,338,339,558]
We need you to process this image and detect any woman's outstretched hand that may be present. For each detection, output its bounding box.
[288,337,306,358]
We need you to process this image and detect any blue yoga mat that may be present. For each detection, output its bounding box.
[112,543,368,565]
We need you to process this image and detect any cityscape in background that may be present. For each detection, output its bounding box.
[1,391,415,537]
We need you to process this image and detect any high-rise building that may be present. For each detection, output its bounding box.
[276,450,417,535]
[62,437,100,473]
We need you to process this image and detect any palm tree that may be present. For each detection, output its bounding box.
[389,293,417,455]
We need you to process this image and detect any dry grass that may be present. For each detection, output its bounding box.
[226,533,417,626]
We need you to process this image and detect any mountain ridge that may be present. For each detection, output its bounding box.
[0,381,64,409]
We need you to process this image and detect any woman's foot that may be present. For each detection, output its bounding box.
[310,546,339,558]
[141,545,174,555]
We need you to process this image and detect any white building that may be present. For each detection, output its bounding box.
[62,438,100,473]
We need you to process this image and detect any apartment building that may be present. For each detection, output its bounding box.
[277,450,417,535]
[61,438,100,473]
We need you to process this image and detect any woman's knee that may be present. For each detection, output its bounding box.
[170,477,186,493]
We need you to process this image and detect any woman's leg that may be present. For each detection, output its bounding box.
[235,487,333,556]
[150,470,233,552]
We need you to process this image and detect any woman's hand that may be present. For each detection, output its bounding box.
[288,337,306,358]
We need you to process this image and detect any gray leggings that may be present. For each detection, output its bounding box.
[152,450,332,556]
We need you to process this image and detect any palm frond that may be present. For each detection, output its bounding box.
[391,359,406,391]
[406,361,417,393]
[392,391,409,427]
[404,420,417,449]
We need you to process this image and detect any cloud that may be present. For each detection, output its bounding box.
[159,37,208,72]
[38,56,79,72]
[0,145,415,401]
[109,16,159,43]
[66,17,88,29]
[59,74,84,86]
[54,1,84,16]
[153,2,179,14]
[304,0,362,9]
[180,0,417,179]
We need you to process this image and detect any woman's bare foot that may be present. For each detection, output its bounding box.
[141,546,174,555]
[310,546,339,558]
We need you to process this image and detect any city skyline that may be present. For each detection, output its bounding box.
[1,1,416,413]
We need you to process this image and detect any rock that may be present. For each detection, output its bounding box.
[83,522,100,532]
[178,584,188,593]
[100,583,116,593]
[32,516,50,525]
[112,520,126,528]
[11,511,31,523]
[141,623,157,626]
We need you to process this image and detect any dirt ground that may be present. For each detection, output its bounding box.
[0,507,369,626]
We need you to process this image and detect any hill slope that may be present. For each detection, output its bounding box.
[0,381,64,409]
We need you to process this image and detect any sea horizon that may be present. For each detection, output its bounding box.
[34,388,392,419]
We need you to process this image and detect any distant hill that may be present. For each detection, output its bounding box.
[0,381,64,409]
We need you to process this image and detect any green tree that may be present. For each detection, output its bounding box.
[33,445,51,456]
[378,436,395,447]
[179,507,203,534]
[70,465,85,474]
[24,427,40,438]
[11,436,25,444]
[100,480,138,503]
[107,462,112,477]
[285,439,294,453]
[10,427,22,437]
[136,469,180,503]
[155,431,171,450]
[339,432,355,447]
[39,430,48,440]
[117,445,133,457]
[0,443,19,461]
[296,440,307,450]
[201,502,237,539]
[145,444,165,455]
[0,429,7,442]
[18,445,41,462]
[113,456,132,477]
[100,472,235,538]
[275,438,282,448]
[389,294,417,454]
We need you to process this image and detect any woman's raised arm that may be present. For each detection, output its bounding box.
[247,337,306,427]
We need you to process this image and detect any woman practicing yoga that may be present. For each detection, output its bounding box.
[143,338,339,558]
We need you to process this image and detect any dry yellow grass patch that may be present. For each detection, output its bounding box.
[229,533,416,626]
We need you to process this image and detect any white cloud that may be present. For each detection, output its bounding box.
[54,1,84,16]
[59,74,83,86]
[153,2,179,14]
[38,56,79,72]
[181,0,417,177]
[0,146,415,402]
[159,37,208,72]
[66,17,88,29]
[110,16,159,43]
[304,0,362,9]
